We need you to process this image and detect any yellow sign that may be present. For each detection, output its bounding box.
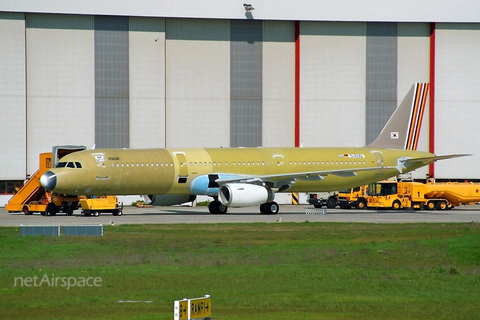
[189,296,211,319]
[174,299,188,320]
[174,295,211,320]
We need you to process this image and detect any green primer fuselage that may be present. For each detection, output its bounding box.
[49,147,432,196]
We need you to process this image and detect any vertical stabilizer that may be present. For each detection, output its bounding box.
[367,83,429,150]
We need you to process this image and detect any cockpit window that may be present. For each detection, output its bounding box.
[55,161,82,168]
[56,162,67,168]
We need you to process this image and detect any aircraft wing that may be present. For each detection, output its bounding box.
[214,166,395,188]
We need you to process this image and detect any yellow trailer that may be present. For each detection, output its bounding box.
[79,196,123,217]
[367,180,480,210]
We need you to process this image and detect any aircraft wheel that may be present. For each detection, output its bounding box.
[355,200,366,210]
[22,206,32,215]
[208,201,217,214]
[391,200,402,210]
[263,202,279,214]
[209,201,227,214]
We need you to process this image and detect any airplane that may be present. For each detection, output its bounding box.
[40,83,467,214]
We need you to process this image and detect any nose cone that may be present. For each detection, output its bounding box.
[40,171,57,191]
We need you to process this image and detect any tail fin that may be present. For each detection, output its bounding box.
[367,83,429,150]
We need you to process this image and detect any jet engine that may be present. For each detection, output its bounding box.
[218,183,274,206]
[141,194,196,206]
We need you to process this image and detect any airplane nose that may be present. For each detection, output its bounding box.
[40,171,57,191]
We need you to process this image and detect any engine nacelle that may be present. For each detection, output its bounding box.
[142,194,196,206]
[218,183,275,206]
[188,174,243,196]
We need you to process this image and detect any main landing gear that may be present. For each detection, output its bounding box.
[208,200,280,215]
[208,201,228,214]
[260,202,279,214]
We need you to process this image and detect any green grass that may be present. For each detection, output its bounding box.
[1,223,480,319]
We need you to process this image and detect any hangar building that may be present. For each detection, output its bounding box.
[1,0,479,204]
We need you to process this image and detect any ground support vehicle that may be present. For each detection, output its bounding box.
[367,180,480,210]
[337,185,368,209]
[308,192,338,208]
[5,147,85,215]
[79,196,123,217]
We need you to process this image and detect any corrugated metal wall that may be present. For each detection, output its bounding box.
[230,20,263,147]
[94,16,129,148]
[0,13,26,179]
[365,22,398,145]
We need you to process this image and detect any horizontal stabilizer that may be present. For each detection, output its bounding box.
[401,154,471,167]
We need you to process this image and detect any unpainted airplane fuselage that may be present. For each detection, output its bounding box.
[48,147,432,196]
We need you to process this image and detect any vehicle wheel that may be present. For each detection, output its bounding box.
[22,206,32,215]
[117,209,123,216]
[112,211,118,216]
[45,204,57,216]
[263,202,279,214]
[326,197,337,209]
[93,211,99,217]
[425,201,435,210]
[355,200,366,210]
[391,200,402,210]
[436,201,447,210]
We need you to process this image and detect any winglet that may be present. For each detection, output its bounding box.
[367,83,429,150]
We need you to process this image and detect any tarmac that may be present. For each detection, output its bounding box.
[1,204,480,226]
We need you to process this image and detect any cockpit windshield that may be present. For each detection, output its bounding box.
[56,162,67,168]
[55,162,82,169]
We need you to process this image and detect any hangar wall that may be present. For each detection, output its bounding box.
[299,22,366,148]
[1,10,480,192]
[165,18,230,148]
[434,23,480,179]
[262,20,295,147]
[0,13,26,180]
[25,14,95,173]
[129,17,166,149]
